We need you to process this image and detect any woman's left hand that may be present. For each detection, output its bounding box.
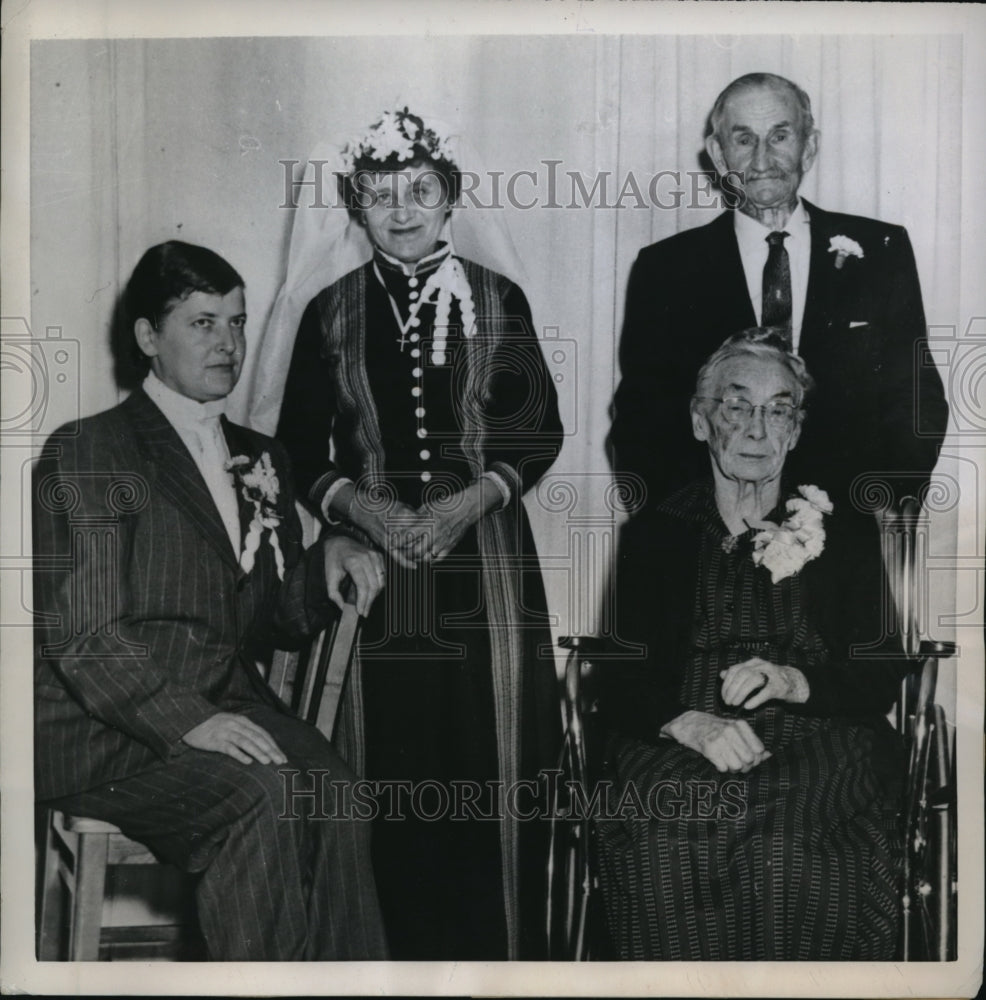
[401,505,475,563]
[719,657,810,711]
[323,534,386,616]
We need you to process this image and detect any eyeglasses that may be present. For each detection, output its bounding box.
[698,396,800,428]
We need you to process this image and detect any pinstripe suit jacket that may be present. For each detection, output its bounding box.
[33,388,334,801]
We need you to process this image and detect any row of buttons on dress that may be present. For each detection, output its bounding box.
[408,276,433,483]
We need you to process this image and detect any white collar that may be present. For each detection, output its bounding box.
[143,371,226,428]
[733,198,811,249]
[374,242,452,277]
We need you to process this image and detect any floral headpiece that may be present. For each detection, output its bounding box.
[340,108,457,173]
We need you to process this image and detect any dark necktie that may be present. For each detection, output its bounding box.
[762,230,792,344]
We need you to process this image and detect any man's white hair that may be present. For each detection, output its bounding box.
[708,72,816,142]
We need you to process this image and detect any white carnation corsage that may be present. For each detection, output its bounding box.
[749,485,833,583]
[828,235,864,270]
[226,452,285,580]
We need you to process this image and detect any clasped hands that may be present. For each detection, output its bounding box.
[369,500,469,567]
[663,657,809,774]
[348,479,500,569]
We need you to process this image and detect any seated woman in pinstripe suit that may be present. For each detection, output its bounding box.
[598,329,907,960]
[34,241,389,960]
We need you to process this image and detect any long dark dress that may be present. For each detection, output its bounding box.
[597,482,907,960]
[276,246,563,959]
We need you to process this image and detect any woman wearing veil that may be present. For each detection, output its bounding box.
[251,109,563,960]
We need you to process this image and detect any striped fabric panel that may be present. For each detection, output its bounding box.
[312,267,386,780]
[597,720,900,960]
[456,261,528,959]
[319,267,387,487]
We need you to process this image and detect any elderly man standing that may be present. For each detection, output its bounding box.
[34,241,388,961]
[612,72,948,516]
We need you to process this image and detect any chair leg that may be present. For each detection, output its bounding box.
[70,833,109,961]
[37,811,63,960]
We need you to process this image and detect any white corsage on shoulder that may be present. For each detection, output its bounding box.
[828,235,864,270]
[226,452,285,580]
[750,485,833,583]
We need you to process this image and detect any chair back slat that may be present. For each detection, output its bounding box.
[294,577,363,740]
[314,603,361,739]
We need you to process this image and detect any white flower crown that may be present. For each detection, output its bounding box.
[340,108,457,173]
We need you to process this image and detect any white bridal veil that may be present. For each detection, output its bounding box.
[240,115,528,436]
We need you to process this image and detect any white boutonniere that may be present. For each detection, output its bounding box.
[226,452,285,580]
[828,235,865,270]
[749,485,833,584]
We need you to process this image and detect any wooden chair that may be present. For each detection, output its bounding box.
[36,591,363,961]
[547,500,958,961]
[268,579,362,739]
[35,809,201,961]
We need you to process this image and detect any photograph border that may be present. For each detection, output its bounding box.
[2,2,983,996]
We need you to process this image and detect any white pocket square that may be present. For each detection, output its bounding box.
[848,321,869,328]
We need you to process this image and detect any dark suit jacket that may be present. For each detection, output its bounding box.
[611,201,949,513]
[33,389,335,800]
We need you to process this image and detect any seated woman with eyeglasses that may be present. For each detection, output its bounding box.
[597,328,908,961]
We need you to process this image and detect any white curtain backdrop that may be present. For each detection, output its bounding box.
[30,33,974,697]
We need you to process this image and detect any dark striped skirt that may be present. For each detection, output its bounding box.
[595,711,903,960]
